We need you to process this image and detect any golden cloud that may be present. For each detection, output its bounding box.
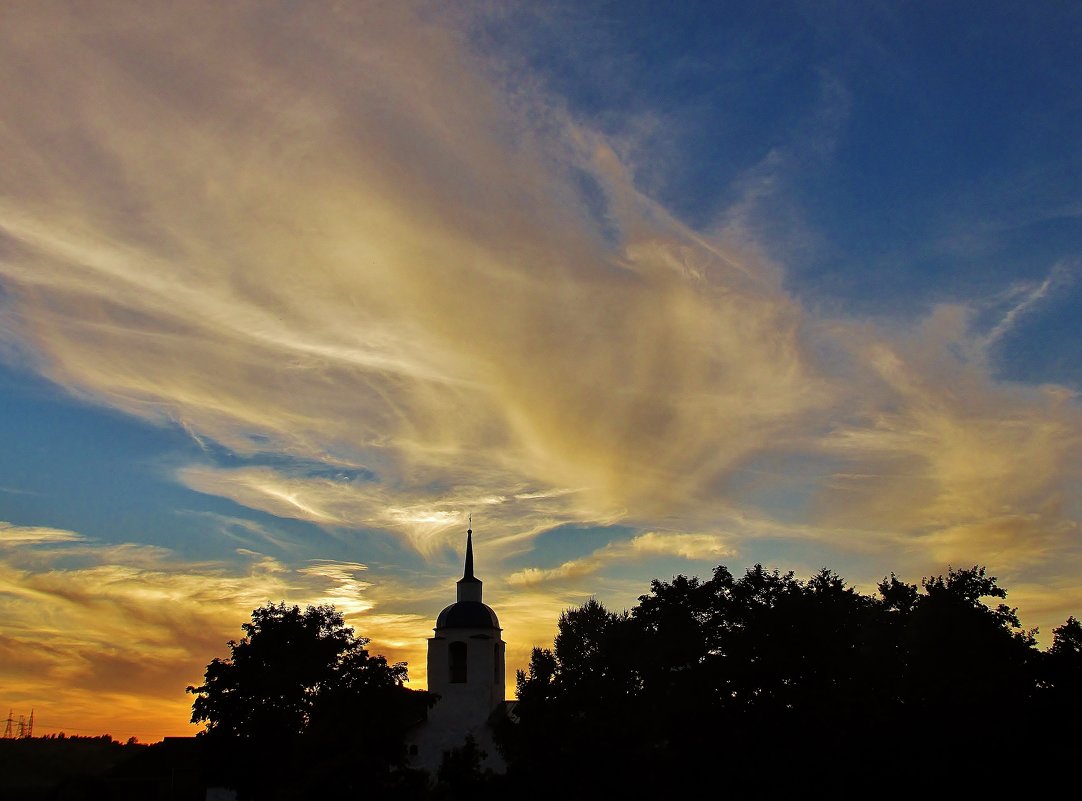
[0,525,461,739]
[507,530,736,586]
[0,2,832,558]
[176,464,622,555]
[0,522,86,545]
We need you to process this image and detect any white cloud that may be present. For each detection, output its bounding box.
[981,262,1073,348]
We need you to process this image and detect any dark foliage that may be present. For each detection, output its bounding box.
[1041,615,1082,742]
[504,564,1081,794]
[0,736,146,800]
[187,602,429,800]
[432,734,500,800]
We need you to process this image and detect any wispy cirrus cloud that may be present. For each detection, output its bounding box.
[818,305,1082,538]
[0,522,85,545]
[979,262,1074,348]
[0,2,828,560]
[176,464,620,555]
[508,531,736,586]
[2,2,1080,583]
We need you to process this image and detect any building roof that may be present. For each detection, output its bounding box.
[435,600,500,630]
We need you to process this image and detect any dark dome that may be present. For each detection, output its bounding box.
[436,601,500,630]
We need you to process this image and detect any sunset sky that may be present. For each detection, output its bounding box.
[2,1,1081,742]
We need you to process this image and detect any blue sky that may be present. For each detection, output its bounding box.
[1,1,1080,740]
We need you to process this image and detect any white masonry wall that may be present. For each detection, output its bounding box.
[408,626,506,773]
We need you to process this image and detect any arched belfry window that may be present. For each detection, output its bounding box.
[449,641,467,684]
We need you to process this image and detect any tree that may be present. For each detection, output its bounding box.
[1051,616,1082,656]
[902,566,1036,711]
[1043,616,1082,736]
[503,562,1072,794]
[509,599,644,796]
[187,603,427,799]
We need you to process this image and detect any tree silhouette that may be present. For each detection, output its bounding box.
[1041,615,1082,757]
[504,563,1081,794]
[509,599,644,795]
[433,734,496,799]
[900,566,1036,711]
[188,602,427,799]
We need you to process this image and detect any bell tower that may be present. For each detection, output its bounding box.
[427,524,505,712]
[410,523,506,771]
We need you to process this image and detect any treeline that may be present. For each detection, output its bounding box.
[33,733,137,742]
[181,567,1082,799]
[497,564,1082,795]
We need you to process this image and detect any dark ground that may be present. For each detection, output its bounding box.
[0,736,205,801]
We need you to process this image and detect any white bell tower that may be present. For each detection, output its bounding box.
[409,524,506,772]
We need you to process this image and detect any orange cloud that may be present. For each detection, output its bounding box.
[0,525,453,740]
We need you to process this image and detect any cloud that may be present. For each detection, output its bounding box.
[0,522,85,545]
[0,2,830,559]
[297,560,373,616]
[508,531,736,586]
[176,463,625,555]
[816,310,1082,537]
[2,0,1080,573]
[980,262,1073,348]
[0,530,438,739]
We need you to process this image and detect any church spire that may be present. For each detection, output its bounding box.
[456,517,482,602]
[463,518,475,580]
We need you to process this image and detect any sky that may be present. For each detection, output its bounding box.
[1,1,1081,741]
